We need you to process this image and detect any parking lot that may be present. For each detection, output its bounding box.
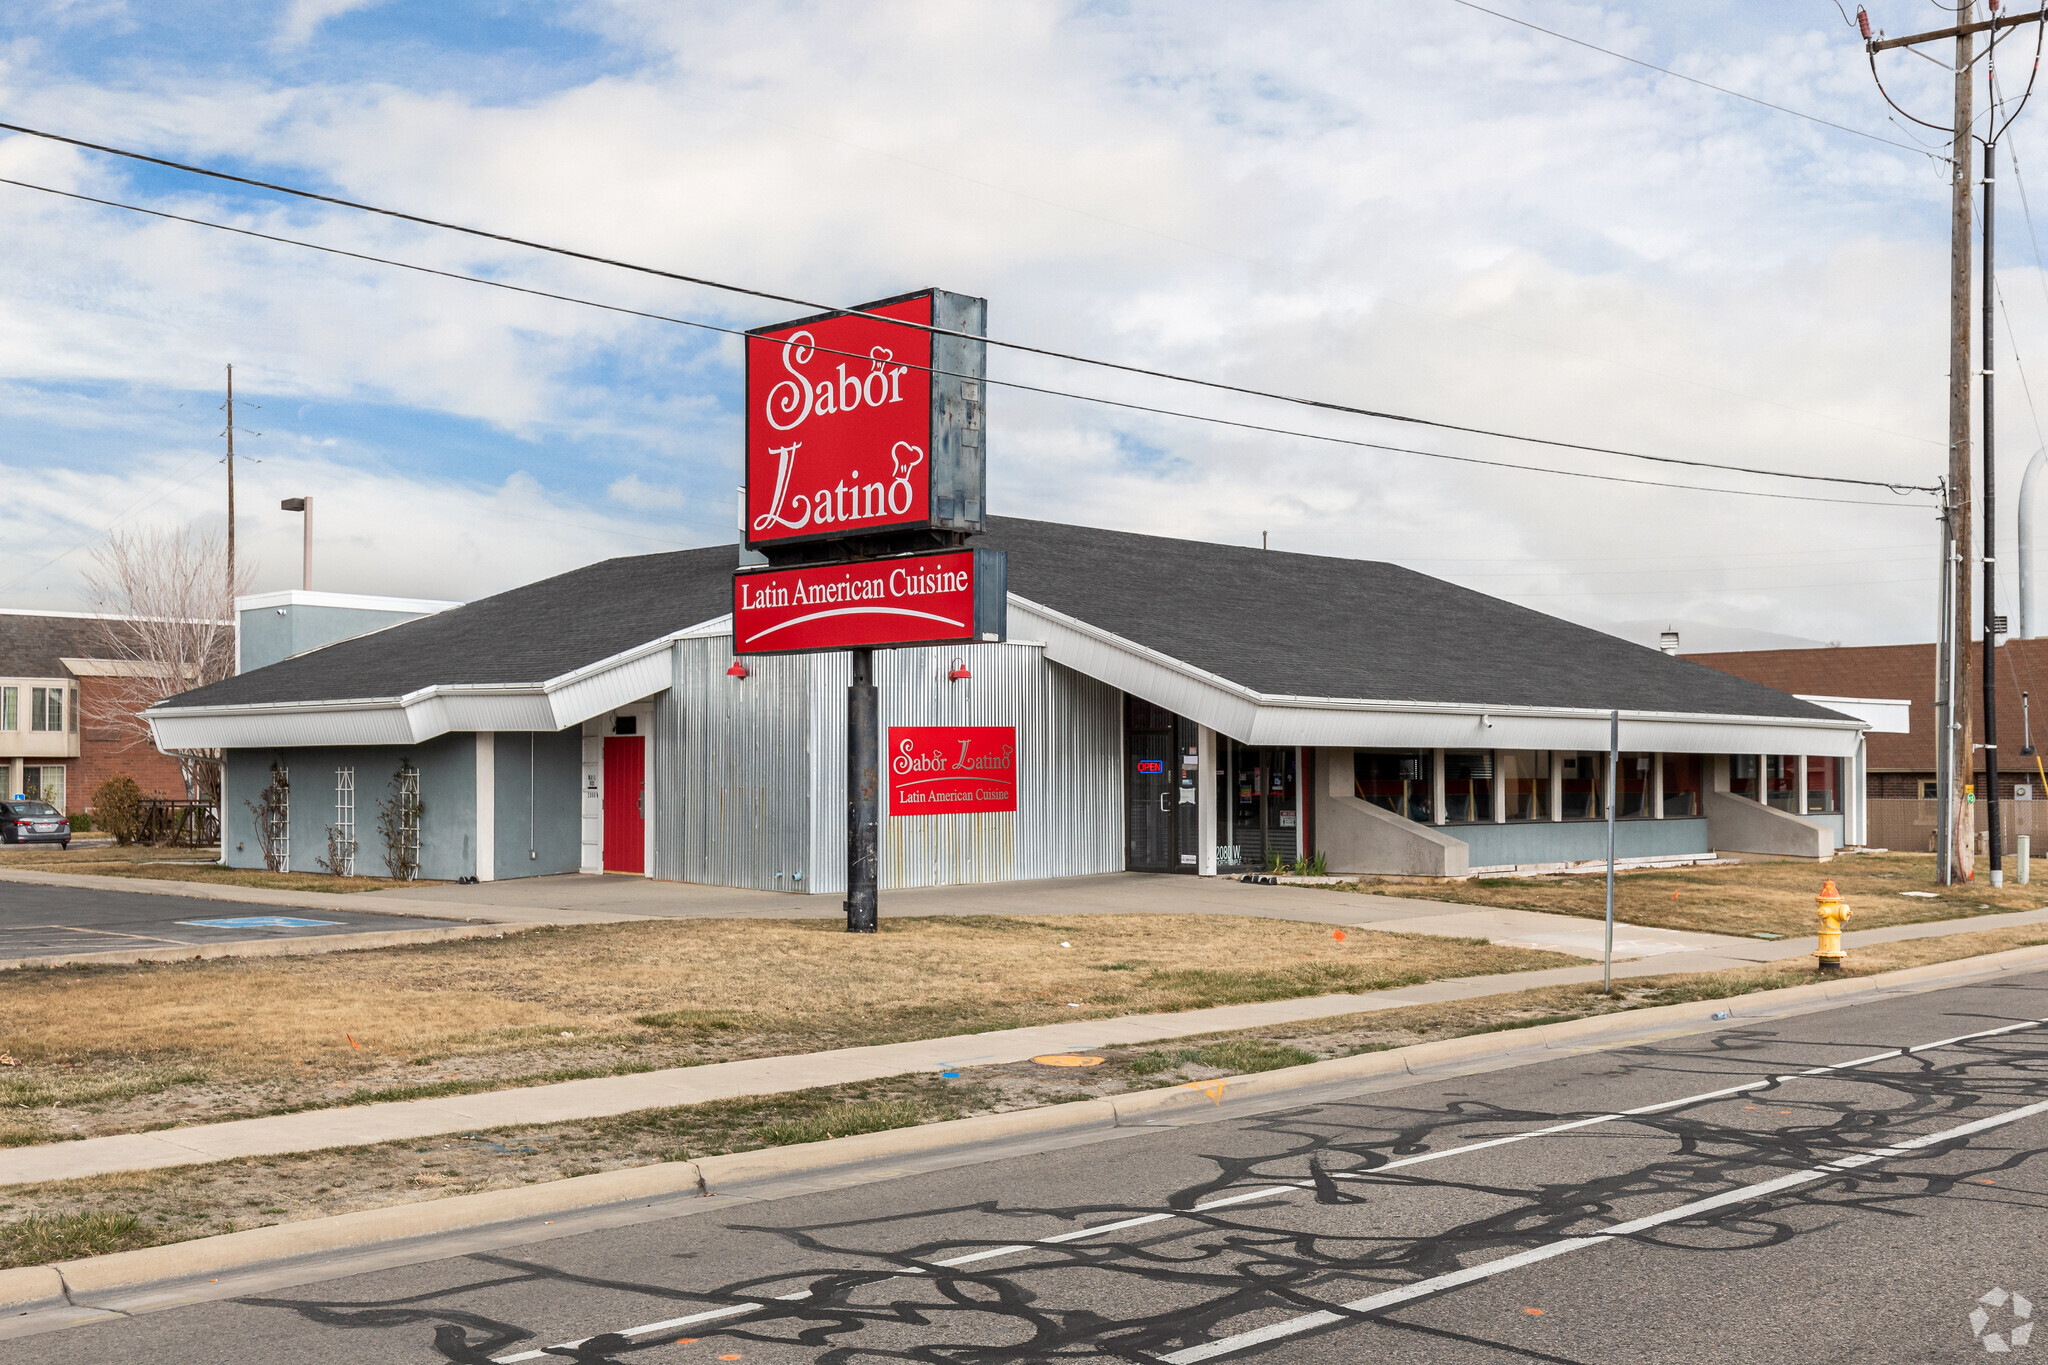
[0,879,459,962]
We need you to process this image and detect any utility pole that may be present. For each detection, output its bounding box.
[1864,2,2048,880]
[224,363,236,611]
[1952,14,1978,884]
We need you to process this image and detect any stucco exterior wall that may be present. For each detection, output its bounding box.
[223,735,478,879]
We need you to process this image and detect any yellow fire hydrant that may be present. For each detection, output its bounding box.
[1815,878,1851,973]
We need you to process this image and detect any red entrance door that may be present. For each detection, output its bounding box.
[602,736,645,874]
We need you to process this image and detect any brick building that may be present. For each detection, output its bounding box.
[0,610,193,813]
[1685,639,2048,852]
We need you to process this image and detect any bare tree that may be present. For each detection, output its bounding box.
[82,526,248,802]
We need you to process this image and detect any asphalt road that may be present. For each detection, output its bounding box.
[0,879,455,958]
[14,972,2048,1363]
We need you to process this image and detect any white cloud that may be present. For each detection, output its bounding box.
[273,0,391,50]
[0,1,1996,645]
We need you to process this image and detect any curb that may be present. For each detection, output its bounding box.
[0,867,488,921]
[5,940,2048,1314]
[0,921,533,972]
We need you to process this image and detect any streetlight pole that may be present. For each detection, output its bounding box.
[280,497,312,591]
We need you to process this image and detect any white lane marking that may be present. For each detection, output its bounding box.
[1328,1018,2041,1180]
[491,1016,2046,1362]
[1157,1095,2048,1363]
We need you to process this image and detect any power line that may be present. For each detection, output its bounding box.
[0,173,1933,511]
[1449,0,1939,156]
[0,119,1938,494]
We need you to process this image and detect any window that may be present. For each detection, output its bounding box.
[1,686,14,730]
[1663,755,1703,817]
[1558,752,1606,819]
[25,766,64,810]
[1806,757,1840,814]
[1766,755,1799,811]
[1617,753,1650,817]
[1499,750,1548,821]
[1920,780,1939,800]
[68,689,77,735]
[1355,750,1433,823]
[30,687,47,732]
[1443,751,1493,823]
[1729,754,1759,800]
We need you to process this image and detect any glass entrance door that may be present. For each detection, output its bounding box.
[1219,742,1297,871]
[1126,697,1198,872]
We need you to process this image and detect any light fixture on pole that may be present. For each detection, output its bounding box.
[279,497,312,590]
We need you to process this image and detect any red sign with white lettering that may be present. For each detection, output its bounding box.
[746,292,935,547]
[889,726,1017,815]
[732,548,1004,655]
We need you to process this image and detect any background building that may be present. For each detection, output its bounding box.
[0,609,192,810]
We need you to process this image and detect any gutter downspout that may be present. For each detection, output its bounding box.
[2023,446,2048,637]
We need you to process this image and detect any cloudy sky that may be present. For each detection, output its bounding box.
[0,1,2026,649]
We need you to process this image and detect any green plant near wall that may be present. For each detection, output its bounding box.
[376,763,423,881]
[91,775,142,845]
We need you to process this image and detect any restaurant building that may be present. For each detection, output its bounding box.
[149,518,1870,886]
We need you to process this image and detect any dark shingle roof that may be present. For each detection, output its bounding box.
[0,613,134,677]
[974,519,1842,721]
[158,518,1845,723]
[160,545,737,709]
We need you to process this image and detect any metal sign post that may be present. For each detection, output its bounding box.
[846,648,880,933]
[1605,709,1619,994]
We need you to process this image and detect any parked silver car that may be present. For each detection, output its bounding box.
[0,799,70,848]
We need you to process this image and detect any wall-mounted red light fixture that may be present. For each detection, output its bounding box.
[948,658,972,682]
[727,660,750,679]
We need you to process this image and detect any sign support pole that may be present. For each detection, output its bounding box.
[846,647,880,933]
[1605,709,1618,995]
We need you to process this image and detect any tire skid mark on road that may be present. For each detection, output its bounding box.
[250,1010,2048,1365]
[1159,1095,2048,1363]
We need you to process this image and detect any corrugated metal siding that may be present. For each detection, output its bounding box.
[651,638,813,890]
[805,643,1124,893]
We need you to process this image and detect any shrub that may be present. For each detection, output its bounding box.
[245,764,290,872]
[377,763,423,880]
[91,775,143,845]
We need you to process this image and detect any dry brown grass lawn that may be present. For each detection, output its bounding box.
[11,922,2043,1268]
[1337,852,2045,937]
[0,843,406,893]
[0,914,1574,1144]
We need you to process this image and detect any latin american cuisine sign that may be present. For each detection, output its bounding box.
[732,548,1007,655]
[889,726,1017,815]
[745,288,987,550]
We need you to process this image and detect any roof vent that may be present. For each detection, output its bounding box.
[1658,629,1680,655]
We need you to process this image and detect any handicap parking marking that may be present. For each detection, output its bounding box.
[173,916,344,930]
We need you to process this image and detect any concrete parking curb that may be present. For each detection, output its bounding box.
[0,921,535,972]
[0,868,501,921]
[5,939,2047,1314]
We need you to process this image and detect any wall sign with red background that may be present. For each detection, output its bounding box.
[889,726,1017,815]
[745,289,988,551]
[733,548,1007,655]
